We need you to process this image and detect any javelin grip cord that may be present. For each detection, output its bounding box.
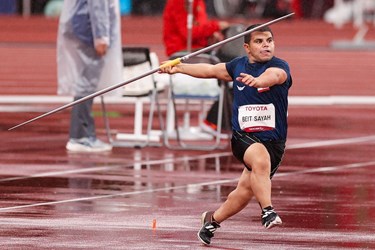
[159,58,182,68]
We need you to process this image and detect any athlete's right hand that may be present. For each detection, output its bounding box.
[158,58,182,74]
[158,61,177,74]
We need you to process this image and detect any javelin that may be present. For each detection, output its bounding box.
[8,12,294,131]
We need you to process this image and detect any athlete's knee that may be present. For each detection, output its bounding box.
[254,160,271,175]
[244,144,271,174]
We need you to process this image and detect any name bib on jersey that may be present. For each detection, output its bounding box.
[238,104,276,132]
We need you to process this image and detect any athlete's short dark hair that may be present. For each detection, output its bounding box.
[244,24,273,44]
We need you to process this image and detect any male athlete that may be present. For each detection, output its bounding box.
[159,24,292,245]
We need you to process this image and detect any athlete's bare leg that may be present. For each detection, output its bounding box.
[212,143,272,223]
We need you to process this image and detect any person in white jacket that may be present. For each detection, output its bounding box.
[57,0,123,152]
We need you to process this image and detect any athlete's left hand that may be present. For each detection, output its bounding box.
[236,73,259,87]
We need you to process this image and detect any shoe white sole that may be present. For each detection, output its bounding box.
[265,216,282,229]
[66,142,112,153]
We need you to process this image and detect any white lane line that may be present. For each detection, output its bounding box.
[287,135,375,149]
[0,165,127,182]
[277,161,375,177]
[0,160,374,212]
[0,135,373,212]
[0,152,232,183]
[289,95,375,105]
[1,95,375,105]
[1,134,373,183]
[0,178,238,212]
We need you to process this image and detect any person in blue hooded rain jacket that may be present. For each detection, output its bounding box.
[57,0,123,152]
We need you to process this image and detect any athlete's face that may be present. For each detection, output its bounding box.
[243,31,275,63]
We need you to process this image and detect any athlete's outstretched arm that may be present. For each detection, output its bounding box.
[159,62,232,82]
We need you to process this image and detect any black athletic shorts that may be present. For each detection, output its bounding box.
[231,130,286,179]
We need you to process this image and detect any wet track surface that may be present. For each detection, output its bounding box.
[1,16,375,249]
[1,105,375,249]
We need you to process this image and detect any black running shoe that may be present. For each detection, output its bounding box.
[197,211,220,245]
[261,206,282,229]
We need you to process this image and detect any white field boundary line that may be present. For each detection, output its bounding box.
[287,135,375,149]
[1,134,374,183]
[0,95,375,106]
[0,160,374,212]
[0,135,374,183]
[289,96,375,105]
[277,161,375,177]
[0,135,374,212]
[0,95,146,105]
[0,152,231,183]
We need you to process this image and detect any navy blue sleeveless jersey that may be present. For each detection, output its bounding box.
[225,56,292,141]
